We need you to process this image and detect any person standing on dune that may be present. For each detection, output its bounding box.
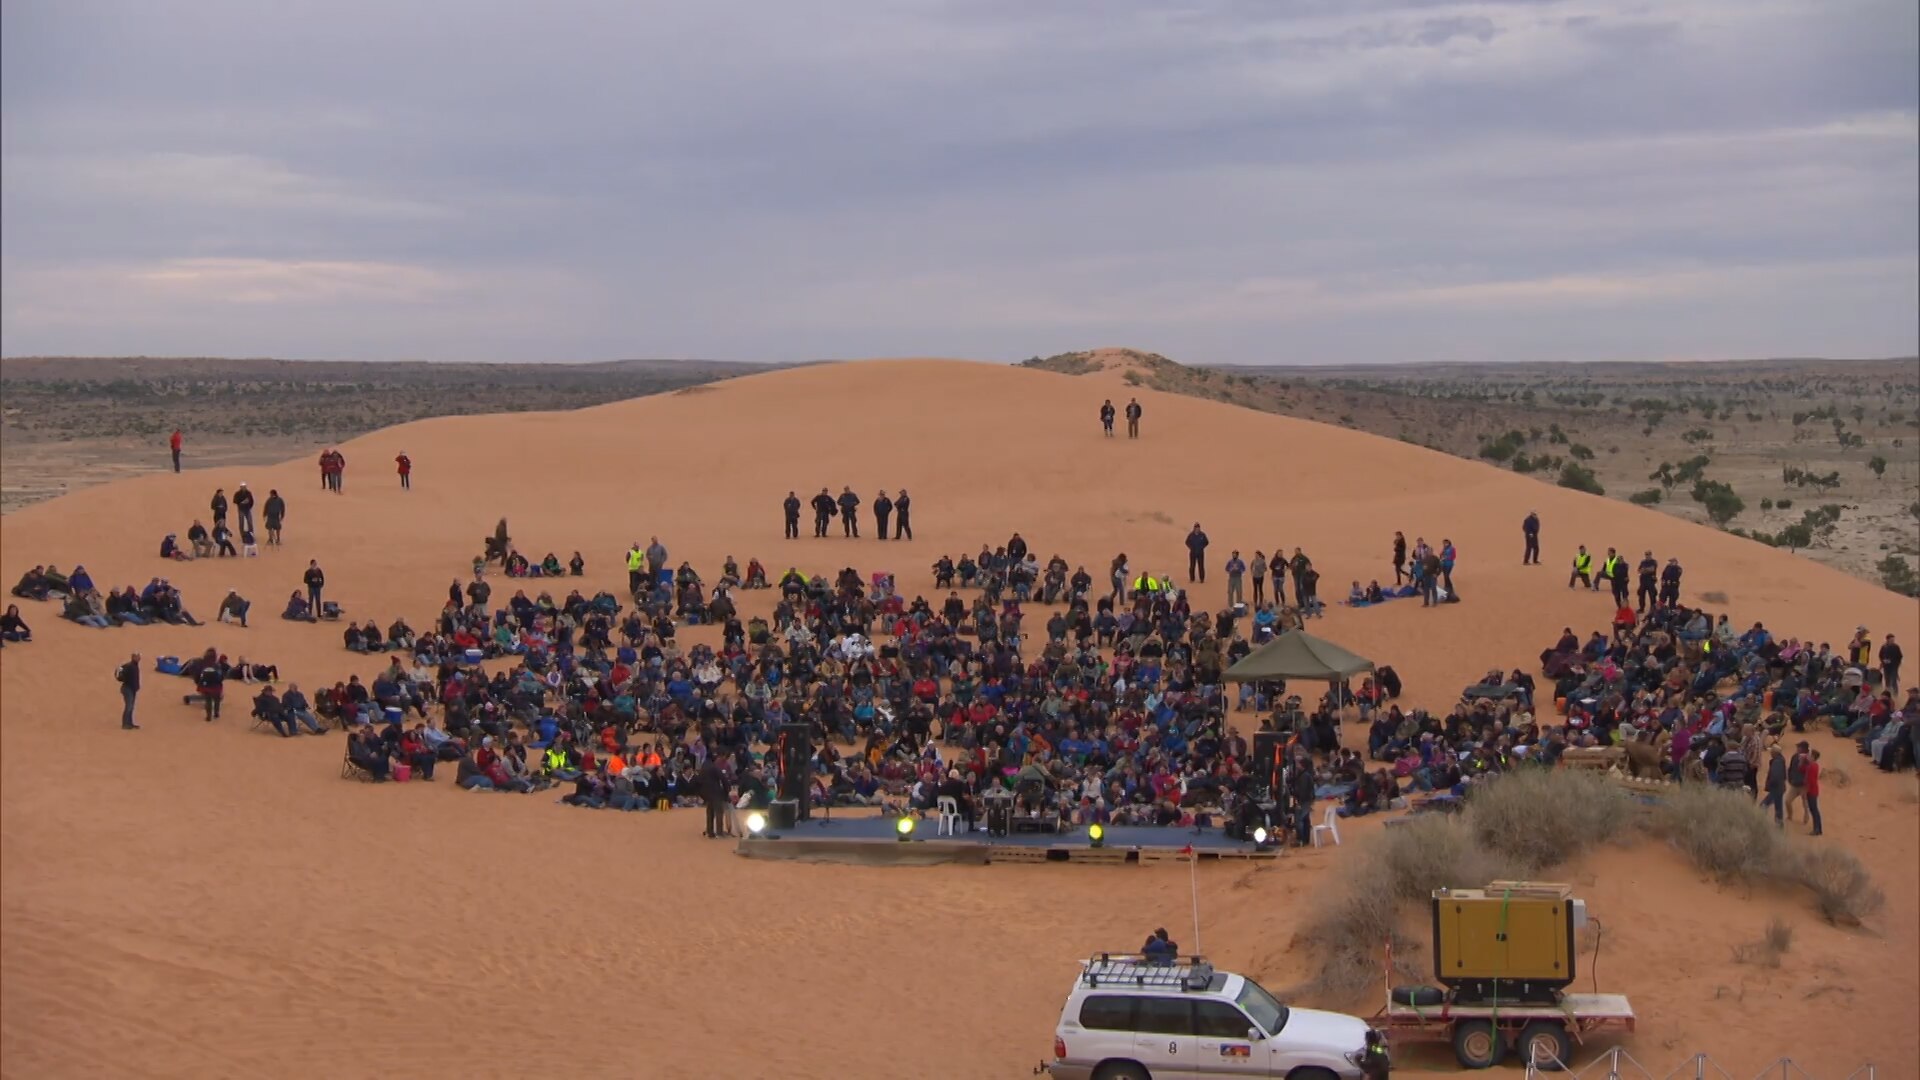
[1125,398,1143,438]
[811,488,836,537]
[783,491,802,539]
[1391,531,1407,585]
[116,652,142,730]
[1224,550,1245,606]
[233,482,255,535]
[1185,524,1210,584]
[395,451,412,490]
[837,487,861,537]
[1522,511,1541,565]
[626,543,646,594]
[893,489,913,540]
[169,430,183,473]
[1100,399,1116,437]
[304,560,326,613]
[210,487,229,529]
[874,490,893,540]
[263,489,285,546]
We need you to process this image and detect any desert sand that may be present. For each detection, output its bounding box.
[2,353,1915,1079]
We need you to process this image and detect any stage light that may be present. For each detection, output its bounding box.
[1088,823,1105,848]
[896,816,915,841]
[1253,827,1270,846]
[746,812,767,836]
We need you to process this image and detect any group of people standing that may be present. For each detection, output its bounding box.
[786,487,914,541]
[1098,398,1144,438]
[1178,525,1321,610]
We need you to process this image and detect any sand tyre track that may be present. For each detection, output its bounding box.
[1517,1021,1571,1071]
[1093,1061,1150,1080]
[1453,1019,1506,1068]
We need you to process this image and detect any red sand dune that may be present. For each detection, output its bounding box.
[2,355,1915,1078]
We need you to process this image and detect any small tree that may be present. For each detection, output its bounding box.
[1868,454,1888,479]
[1629,488,1663,506]
[1558,463,1605,495]
[1691,479,1745,526]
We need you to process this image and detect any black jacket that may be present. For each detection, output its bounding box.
[874,496,893,519]
[304,567,326,589]
[811,493,836,518]
[783,496,802,520]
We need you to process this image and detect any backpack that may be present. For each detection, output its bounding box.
[155,656,184,676]
[1787,754,1806,787]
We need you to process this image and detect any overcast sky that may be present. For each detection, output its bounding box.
[3,0,1915,365]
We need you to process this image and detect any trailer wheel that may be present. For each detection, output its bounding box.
[1517,1021,1571,1071]
[1452,1019,1506,1069]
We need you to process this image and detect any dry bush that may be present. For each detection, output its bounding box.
[1466,768,1629,872]
[1287,815,1507,1002]
[1732,917,1795,967]
[1785,847,1886,926]
[1650,783,1778,882]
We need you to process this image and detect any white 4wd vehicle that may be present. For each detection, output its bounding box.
[1043,955,1373,1080]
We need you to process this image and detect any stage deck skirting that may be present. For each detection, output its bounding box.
[731,815,1280,867]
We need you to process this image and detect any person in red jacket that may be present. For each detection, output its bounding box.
[395,451,412,490]
[1803,749,1823,836]
[169,429,183,473]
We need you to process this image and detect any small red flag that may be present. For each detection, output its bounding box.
[1181,844,1195,856]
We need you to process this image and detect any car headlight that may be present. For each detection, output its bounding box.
[1345,1049,1366,1066]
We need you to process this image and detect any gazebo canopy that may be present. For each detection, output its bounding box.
[1223,629,1375,683]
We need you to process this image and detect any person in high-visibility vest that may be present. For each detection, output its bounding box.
[626,544,646,596]
[1568,545,1594,589]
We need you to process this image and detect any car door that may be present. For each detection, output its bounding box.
[1130,996,1200,1079]
[1192,999,1267,1077]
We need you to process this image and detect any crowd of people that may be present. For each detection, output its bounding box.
[11,566,202,630]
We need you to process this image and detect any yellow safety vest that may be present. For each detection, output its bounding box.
[1574,553,1592,573]
[626,550,644,571]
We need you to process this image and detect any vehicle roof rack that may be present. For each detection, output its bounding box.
[1081,953,1217,992]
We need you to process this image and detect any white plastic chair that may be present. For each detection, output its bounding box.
[1312,805,1341,847]
[936,796,962,836]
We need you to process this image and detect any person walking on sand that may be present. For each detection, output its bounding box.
[332,449,346,493]
[395,451,412,490]
[318,449,331,492]
[1439,539,1457,595]
[233,482,255,535]
[1185,524,1209,584]
[1392,531,1407,585]
[304,560,326,613]
[893,488,913,540]
[837,487,861,537]
[1125,398,1143,438]
[1100,399,1116,437]
[1522,511,1541,565]
[1250,550,1268,606]
[1224,550,1246,606]
[169,430,183,473]
[1784,741,1811,825]
[782,491,802,539]
[874,490,893,541]
[116,652,142,729]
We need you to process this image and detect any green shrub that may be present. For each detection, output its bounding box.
[1558,463,1605,495]
[1468,770,1628,872]
[1629,488,1663,506]
[1786,847,1885,926]
[1651,785,1776,881]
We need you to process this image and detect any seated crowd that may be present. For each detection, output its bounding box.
[12,565,200,629]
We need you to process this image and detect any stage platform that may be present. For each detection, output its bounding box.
[732,812,1279,867]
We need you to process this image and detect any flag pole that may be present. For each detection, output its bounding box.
[1188,844,1202,956]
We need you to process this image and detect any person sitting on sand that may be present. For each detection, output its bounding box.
[11,566,50,602]
[283,591,315,622]
[159,534,190,561]
[1,605,32,642]
[569,551,586,576]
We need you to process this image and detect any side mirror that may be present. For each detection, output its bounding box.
[1248,1027,1264,1043]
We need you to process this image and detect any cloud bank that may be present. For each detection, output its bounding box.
[2,0,1914,363]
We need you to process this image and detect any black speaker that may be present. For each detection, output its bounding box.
[775,723,812,814]
[769,798,799,831]
[1252,732,1286,801]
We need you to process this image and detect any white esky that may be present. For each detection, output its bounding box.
[2,0,1915,364]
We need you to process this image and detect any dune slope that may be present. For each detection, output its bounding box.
[3,357,1914,1079]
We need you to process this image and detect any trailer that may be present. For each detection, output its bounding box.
[1373,991,1635,1070]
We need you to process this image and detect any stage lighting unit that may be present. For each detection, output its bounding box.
[746,812,767,836]
[1252,826,1270,847]
[1088,824,1105,849]
[896,816,915,841]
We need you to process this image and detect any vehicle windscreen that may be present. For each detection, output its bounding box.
[1235,978,1290,1036]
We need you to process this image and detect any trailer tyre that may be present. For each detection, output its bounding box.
[1452,1019,1506,1069]
[1517,1022,1571,1071]
[1390,986,1445,1007]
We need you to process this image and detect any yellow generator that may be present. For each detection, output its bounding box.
[1431,882,1586,1004]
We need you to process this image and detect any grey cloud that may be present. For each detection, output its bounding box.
[2,0,1915,363]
